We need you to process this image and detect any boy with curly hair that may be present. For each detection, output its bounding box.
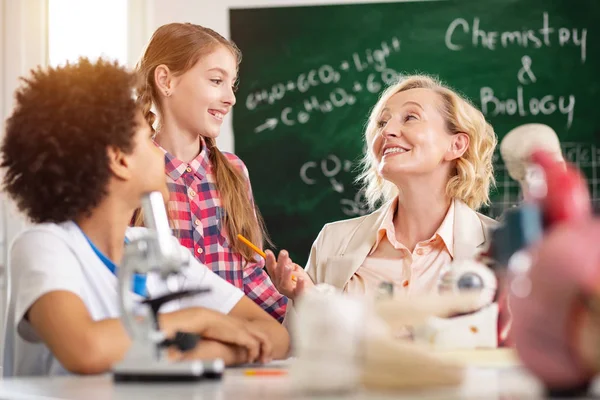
[1,58,289,377]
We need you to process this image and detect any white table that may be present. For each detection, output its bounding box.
[3,365,596,400]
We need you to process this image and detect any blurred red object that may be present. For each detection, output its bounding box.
[530,149,591,225]
[509,149,596,395]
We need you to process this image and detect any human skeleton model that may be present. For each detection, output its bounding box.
[500,123,565,201]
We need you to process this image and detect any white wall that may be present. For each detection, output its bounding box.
[1,0,47,245]
[135,0,421,153]
[0,0,48,368]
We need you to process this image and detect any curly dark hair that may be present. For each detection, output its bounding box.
[1,58,139,223]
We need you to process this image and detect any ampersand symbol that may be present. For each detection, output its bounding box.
[517,56,537,85]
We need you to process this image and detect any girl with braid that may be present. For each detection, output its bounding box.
[134,23,288,322]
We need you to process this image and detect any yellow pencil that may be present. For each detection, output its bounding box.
[236,234,297,281]
[236,234,266,259]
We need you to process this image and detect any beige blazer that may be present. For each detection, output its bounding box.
[284,199,498,327]
[303,198,498,289]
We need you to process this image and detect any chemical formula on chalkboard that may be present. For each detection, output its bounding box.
[246,37,400,113]
[254,69,400,132]
[250,37,401,133]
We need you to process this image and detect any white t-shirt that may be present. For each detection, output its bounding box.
[3,221,244,377]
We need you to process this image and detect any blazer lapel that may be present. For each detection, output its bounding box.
[323,204,390,289]
[322,199,491,289]
[452,199,486,260]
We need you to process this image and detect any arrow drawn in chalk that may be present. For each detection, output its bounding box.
[254,118,278,133]
[330,177,344,193]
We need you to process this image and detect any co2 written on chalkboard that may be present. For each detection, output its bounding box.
[299,154,369,217]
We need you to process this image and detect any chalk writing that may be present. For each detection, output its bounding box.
[255,68,400,131]
[300,155,353,194]
[245,37,401,111]
[480,86,575,129]
[445,12,587,63]
[517,56,536,85]
[340,189,369,217]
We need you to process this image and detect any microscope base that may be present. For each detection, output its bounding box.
[113,358,225,382]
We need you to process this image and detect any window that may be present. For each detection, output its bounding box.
[48,0,128,67]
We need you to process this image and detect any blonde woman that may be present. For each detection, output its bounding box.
[267,74,498,311]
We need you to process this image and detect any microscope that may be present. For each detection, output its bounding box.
[112,191,225,382]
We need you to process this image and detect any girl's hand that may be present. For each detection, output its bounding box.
[265,250,314,301]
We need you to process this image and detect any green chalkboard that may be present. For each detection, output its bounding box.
[230,0,600,266]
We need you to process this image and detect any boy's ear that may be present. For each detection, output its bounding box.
[107,146,132,181]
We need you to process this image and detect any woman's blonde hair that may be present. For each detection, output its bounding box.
[357,74,497,211]
[134,22,270,261]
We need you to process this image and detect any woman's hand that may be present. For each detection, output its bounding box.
[265,249,314,301]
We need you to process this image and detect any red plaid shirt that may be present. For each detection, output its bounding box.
[159,141,287,321]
